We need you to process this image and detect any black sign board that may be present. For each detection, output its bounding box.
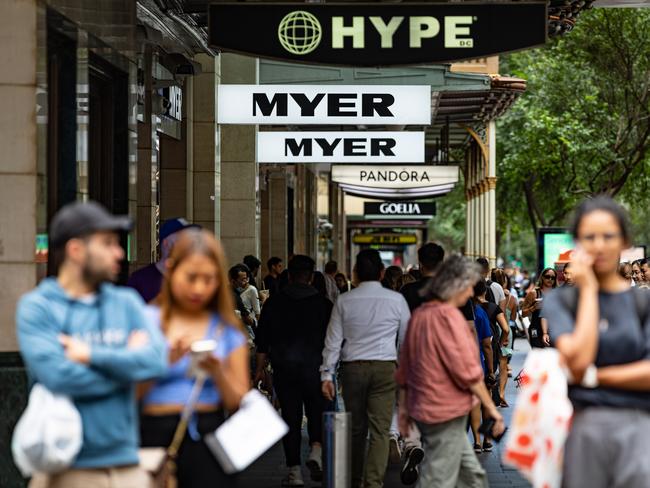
[208,3,547,67]
[364,201,436,219]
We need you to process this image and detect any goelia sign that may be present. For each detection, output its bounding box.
[217,85,431,125]
[257,132,424,164]
[364,201,436,220]
[208,3,547,66]
[352,233,418,245]
[331,165,458,189]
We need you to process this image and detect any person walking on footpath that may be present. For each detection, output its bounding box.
[545,197,650,488]
[396,255,504,488]
[127,218,198,303]
[469,281,496,453]
[522,267,557,347]
[477,257,505,306]
[321,249,411,488]
[243,254,262,290]
[263,257,284,297]
[255,255,334,487]
[17,201,167,488]
[139,229,250,488]
[323,260,340,303]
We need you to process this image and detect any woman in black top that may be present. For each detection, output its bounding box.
[522,267,557,347]
[545,197,650,488]
[474,282,511,407]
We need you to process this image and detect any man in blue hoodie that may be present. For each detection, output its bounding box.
[17,201,167,488]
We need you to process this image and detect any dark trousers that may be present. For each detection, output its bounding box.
[140,411,238,488]
[273,362,331,467]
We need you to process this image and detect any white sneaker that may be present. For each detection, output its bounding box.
[389,434,402,464]
[281,466,305,487]
[306,445,323,482]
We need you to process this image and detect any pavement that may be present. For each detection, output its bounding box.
[239,340,533,488]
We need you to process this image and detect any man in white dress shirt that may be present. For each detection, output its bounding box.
[321,250,411,488]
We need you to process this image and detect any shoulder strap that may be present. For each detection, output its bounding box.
[632,287,650,329]
[167,375,207,458]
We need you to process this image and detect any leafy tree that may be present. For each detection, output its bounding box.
[497,8,650,253]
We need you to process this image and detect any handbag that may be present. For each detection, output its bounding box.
[204,389,288,474]
[12,384,83,476]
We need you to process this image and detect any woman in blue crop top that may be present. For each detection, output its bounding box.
[139,229,249,487]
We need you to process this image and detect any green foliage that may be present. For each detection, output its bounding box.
[429,181,466,253]
[497,8,650,256]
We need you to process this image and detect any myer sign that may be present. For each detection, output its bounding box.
[258,132,424,163]
[364,201,436,220]
[209,3,547,66]
[217,85,430,125]
[331,165,459,189]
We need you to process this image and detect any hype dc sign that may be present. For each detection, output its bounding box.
[276,10,476,55]
[209,3,547,66]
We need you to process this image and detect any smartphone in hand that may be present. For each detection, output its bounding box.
[188,339,217,377]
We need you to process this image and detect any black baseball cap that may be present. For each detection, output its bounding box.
[50,201,133,248]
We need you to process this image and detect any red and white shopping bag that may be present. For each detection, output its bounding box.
[503,349,573,488]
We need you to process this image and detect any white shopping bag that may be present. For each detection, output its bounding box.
[502,348,573,488]
[12,384,83,476]
[204,389,288,474]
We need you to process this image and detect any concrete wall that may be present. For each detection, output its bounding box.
[0,0,38,352]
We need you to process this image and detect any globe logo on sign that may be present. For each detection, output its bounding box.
[278,11,322,55]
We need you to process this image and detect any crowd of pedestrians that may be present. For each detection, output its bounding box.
[14,195,650,488]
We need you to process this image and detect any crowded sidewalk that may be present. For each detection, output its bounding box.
[239,343,533,488]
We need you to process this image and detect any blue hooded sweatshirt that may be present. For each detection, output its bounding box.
[16,278,167,468]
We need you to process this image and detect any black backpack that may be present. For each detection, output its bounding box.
[485,280,497,304]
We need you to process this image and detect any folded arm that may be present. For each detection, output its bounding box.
[89,294,167,382]
[17,297,124,399]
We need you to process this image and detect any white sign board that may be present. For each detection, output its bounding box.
[257,132,424,163]
[331,165,458,189]
[217,85,431,125]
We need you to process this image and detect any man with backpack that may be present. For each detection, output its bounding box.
[16,201,167,487]
[477,257,505,305]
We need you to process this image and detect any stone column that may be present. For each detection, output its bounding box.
[219,53,258,264]
[329,180,346,268]
[0,0,38,351]
[487,121,497,267]
[262,167,288,265]
[136,46,156,268]
[191,53,220,234]
[159,108,188,221]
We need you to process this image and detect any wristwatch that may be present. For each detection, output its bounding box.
[580,364,599,388]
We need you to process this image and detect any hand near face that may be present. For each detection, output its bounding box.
[570,248,598,289]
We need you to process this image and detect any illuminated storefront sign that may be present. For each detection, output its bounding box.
[209,3,547,66]
[353,233,418,245]
[364,201,436,219]
[217,85,430,125]
[257,131,424,163]
[331,165,458,189]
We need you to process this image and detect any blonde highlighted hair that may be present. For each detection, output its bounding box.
[157,229,242,332]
